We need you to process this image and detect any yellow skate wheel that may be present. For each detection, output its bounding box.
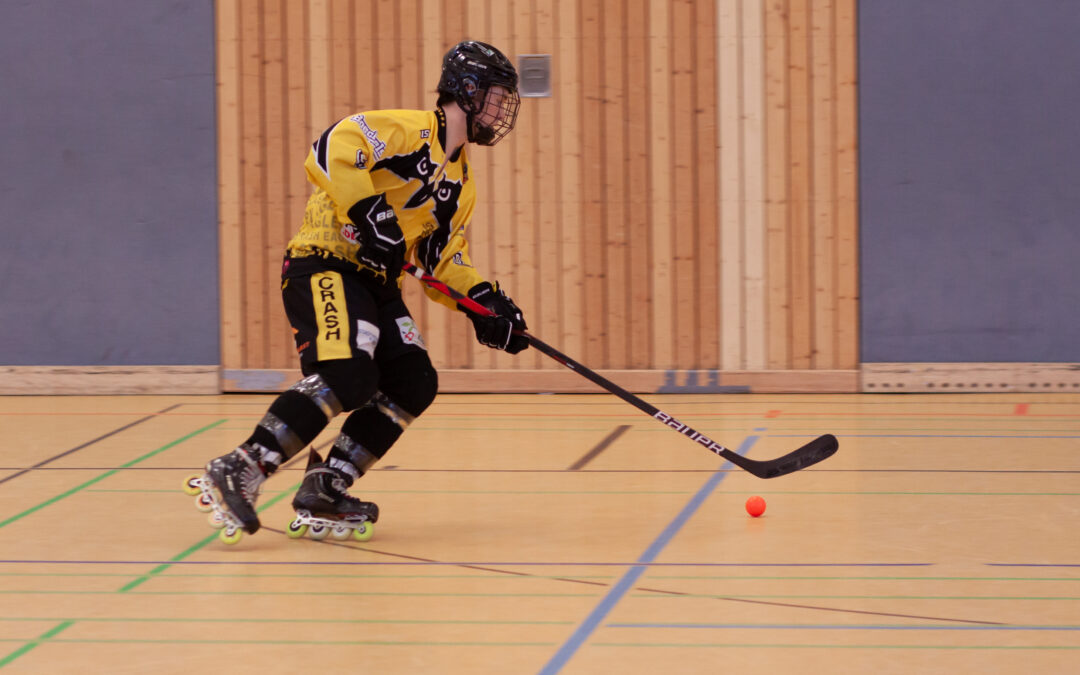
[195,493,214,513]
[308,523,330,540]
[207,511,227,529]
[352,522,374,542]
[182,474,202,496]
[285,519,308,539]
[219,526,243,545]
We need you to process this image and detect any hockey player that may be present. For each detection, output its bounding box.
[189,40,529,543]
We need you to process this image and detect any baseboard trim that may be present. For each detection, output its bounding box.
[221,368,859,394]
[861,362,1080,392]
[14,364,1077,395]
[0,366,220,395]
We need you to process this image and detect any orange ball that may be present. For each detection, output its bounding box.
[745,495,766,517]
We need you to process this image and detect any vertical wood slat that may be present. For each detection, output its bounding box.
[461,0,492,370]
[580,0,605,366]
[649,0,674,370]
[512,1,540,370]
[696,0,720,369]
[810,0,836,369]
[786,0,812,369]
[239,0,266,369]
[283,0,309,369]
[535,0,562,369]
[626,0,651,369]
[671,0,696,369]
[719,0,742,370]
[558,0,584,362]
[603,0,627,369]
[834,0,859,369]
[487,0,517,371]
[307,0,329,140]
[742,0,768,370]
[328,0,352,120]
[262,0,288,369]
[218,0,860,389]
[217,0,243,371]
[765,0,790,369]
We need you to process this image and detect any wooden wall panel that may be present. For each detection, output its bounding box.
[649,0,674,369]
[217,0,243,371]
[626,0,652,369]
[217,0,860,390]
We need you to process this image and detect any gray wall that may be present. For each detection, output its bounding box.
[0,0,218,366]
[859,0,1080,362]
[4,1,1078,368]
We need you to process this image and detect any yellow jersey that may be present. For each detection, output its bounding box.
[286,107,485,309]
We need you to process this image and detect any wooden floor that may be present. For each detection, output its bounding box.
[1,392,1079,673]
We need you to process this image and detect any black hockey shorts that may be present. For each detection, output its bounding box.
[282,269,429,374]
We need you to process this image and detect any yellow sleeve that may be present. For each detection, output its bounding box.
[418,228,486,311]
[304,115,386,225]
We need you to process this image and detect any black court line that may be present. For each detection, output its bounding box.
[0,403,183,486]
[568,425,631,470]
[259,527,1003,626]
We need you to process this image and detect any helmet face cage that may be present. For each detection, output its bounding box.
[469,86,520,146]
[438,41,520,146]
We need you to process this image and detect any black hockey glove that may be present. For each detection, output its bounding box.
[463,282,529,354]
[348,194,405,286]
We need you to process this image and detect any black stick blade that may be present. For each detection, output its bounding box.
[727,433,839,479]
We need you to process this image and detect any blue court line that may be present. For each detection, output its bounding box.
[606,623,1080,631]
[536,435,759,675]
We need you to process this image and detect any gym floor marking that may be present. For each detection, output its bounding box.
[1,393,1079,673]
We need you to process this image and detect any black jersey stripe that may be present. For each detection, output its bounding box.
[312,120,341,179]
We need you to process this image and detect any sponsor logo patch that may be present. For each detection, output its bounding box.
[350,114,387,160]
[355,320,379,359]
[396,317,427,350]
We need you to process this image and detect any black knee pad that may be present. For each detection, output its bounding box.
[315,356,379,412]
[377,352,438,417]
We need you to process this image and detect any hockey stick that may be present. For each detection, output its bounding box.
[403,263,837,478]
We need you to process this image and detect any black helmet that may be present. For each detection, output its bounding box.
[437,40,520,146]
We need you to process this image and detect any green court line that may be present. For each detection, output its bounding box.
[0,572,620,581]
[2,590,601,598]
[591,642,1080,650]
[3,572,1076,582]
[0,638,555,648]
[0,617,571,626]
[118,483,300,593]
[0,621,73,668]
[0,420,226,530]
[0,420,226,669]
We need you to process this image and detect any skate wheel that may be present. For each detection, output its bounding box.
[352,522,374,542]
[286,519,308,539]
[195,493,215,513]
[330,524,352,541]
[182,474,203,496]
[308,523,330,540]
[219,526,243,545]
[207,511,227,529]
